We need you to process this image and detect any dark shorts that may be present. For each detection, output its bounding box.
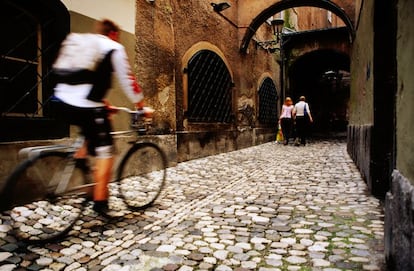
[52,99,113,156]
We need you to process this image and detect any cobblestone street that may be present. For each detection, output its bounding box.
[0,139,385,271]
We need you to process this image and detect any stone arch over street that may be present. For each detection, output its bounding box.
[234,0,354,137]
[240,0,355,54]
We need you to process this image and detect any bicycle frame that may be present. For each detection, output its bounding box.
[18,136,84,160]
[14,107,149,195]
[0,106,166,242]
[17,106,149,160]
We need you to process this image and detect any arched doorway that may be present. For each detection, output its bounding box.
[258,77,279,126]
[288,49,350,136]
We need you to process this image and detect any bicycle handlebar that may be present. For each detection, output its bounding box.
[109,106,155,133]
[110,106,154,116]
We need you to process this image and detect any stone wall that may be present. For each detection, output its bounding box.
[347,125,371,184]
[0,134,177,191]
[385,171,414,271]
[384,0,414,269]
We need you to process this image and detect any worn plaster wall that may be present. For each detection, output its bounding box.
[395,0,414,183]
[347,0,373,182]
[294,6,345,31]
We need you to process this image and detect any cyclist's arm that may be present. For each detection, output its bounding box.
[111,47,144,108]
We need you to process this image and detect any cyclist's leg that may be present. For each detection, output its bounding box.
[93,147,114,201]
[74,141,88,159]
[56,103,115,215]
[82,107,115,215]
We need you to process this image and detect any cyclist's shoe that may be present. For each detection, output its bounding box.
[93,201,122,219]
[93,200,112,219]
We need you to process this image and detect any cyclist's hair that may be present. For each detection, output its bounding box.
[97,19,120,36]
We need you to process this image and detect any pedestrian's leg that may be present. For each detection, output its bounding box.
[281,119,288,145]
[300,125,306,145]
[301,136,306,145]
[301,119,309,145]
[295,118,303,146]
[286,119,293,144]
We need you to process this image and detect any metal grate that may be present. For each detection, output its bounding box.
[187,50,233,123]
[0,1,70,142]
[1,2,57,118]
[258,77,278,125]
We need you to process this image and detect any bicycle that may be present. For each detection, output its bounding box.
[0,107,167,243]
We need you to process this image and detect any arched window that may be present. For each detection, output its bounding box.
[187,50,233,123]
[258,77,278,125]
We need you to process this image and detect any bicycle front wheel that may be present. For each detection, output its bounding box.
[116,142,167,210]
[0,151,87,243]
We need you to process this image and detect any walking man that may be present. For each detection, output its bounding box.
[293,96,313,146]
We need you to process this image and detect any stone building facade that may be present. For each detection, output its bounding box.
[0,0,350,172]
[0,1,280,183]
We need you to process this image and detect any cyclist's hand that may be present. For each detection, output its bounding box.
[103,99,119,116]
[136,100,145,110]
[135,101,154,118]
[142,107,154,118]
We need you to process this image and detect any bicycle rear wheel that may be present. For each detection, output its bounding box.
[116,142,167,210]
[0,151,88,242]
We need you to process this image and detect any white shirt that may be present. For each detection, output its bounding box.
[280,104,294,119]
[294,101,310,117]
[54,34,143,108]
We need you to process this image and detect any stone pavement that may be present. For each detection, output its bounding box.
[0,139,385,271]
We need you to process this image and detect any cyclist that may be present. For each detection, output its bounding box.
[52,19,145,217]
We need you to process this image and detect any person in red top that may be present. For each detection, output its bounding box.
[52,19,145,216]
[279,97,294,145]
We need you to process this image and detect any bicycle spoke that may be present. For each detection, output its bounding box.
[10,195,85,242]
[2,151,87,242]
[28,159,60,192]
[117,142,166,209]
[119,170,165,206]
